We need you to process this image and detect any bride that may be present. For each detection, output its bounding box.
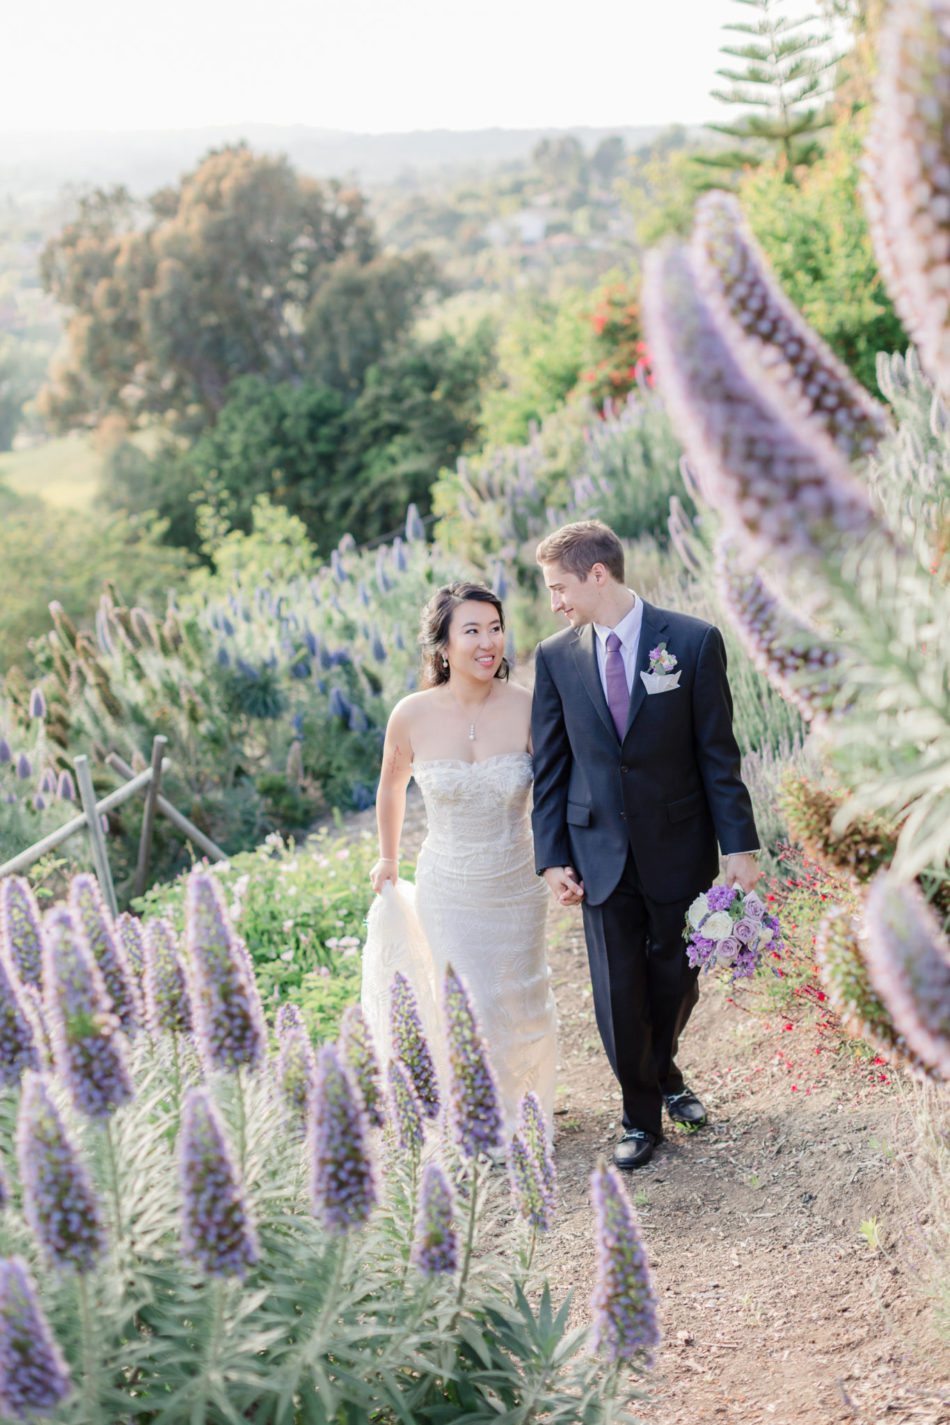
[366,580,557,1136]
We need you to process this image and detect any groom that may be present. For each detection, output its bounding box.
[531,520,760,1169]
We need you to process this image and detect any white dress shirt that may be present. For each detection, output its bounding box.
[593,592,642,699]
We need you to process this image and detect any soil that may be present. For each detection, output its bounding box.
[342,786,950,1425]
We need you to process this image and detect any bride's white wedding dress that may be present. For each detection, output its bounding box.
[361,752,557,1136]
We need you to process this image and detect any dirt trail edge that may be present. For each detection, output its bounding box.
[539,910,950,1425]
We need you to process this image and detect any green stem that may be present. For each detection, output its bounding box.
[455,1159,479,1310]
[235,1067,247,1176]
[171,1033,182,1115]
[103,1117,124,1242]
[77,1272,99,1423]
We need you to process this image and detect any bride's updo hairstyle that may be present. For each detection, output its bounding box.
[419,582,510,688]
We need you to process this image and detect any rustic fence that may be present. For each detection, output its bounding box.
[0,735,226,914]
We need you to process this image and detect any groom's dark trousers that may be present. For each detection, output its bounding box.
[531,600,759,1140]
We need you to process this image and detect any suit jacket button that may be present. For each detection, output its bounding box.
[620,764,630,773]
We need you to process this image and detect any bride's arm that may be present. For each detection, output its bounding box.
[370,703,414,894]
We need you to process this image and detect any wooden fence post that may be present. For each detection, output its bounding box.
[74,755,119,917]
[133,734,167,898]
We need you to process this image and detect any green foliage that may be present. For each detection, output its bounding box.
[39,145,432,433]
[701,0,838,177]
[134,827,389,1042]
[739,122,907,390]
[478,293,590,447]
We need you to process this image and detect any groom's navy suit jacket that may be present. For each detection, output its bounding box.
[531,600,759,907]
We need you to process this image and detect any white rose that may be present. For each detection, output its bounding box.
[703,911,734,942]
[687,894,710,929]
[758,925,773,945]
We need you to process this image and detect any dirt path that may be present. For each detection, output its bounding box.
[340,789,950,1424]
[539,909,950,1425]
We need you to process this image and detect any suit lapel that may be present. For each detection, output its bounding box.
[623,601,668,742]
[569,624,616,739]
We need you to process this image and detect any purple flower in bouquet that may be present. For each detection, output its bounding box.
[276,1024,316,1138]
[17,1074,106,1272]
[179,1088,258,1278]
[0,949,41,1086]
[68,874,141,1035]
[590,1162,659,1365]
[443,964,503,1160]
[389,972,440,1119]
[185,871,267,1074]
[411,1163,457,1276]
[733,918,756,946]
[0,878,43,987]
[339,1005,385,1129]
[310,1043,376,1233]
[744,894,765,922]
[144,919,193,1036]
[0,1257,72,1419]
[387,1058,424,1155]
[114,913,145,984]
[509,1131,551,1232]
[42,907,133,1120]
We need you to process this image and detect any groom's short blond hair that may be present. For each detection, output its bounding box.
[536,520,625,583]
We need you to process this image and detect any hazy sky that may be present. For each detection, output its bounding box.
[6,0,840,135]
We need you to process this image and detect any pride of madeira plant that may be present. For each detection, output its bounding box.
[643,0,950,1083]
[0,866,655,1422]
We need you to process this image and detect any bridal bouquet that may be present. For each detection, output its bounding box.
[684,883,783,980]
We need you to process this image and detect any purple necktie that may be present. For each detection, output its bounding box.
[605,631,629,739]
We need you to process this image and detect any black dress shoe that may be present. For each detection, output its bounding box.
[612,1129,659,1170]
[663,1088,708,1128]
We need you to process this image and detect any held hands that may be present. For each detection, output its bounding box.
[542,866,585,907]
[369,858,399,895]
[724,852,761,895]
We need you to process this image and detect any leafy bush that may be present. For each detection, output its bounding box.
[0,867,655,1421]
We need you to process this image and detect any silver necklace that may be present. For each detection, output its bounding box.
[446,681,494,741]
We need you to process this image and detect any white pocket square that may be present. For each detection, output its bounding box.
[640,670,681,693]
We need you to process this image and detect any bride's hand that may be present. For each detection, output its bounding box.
[370,859,399,895]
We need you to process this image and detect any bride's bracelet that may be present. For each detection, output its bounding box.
[378,856,398,864]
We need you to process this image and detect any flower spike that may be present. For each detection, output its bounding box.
[310,1044,376,1234]
[185,871,267,1073]
[179,1088,258,1278]
[411,1163,457,1275]
[0,1257,72,1418]
[16,1073,106,1273]
[389,972,440,1119]
[590,1162,659,1365]
[143,919,193,1036]
[443,965,504,1160]
[862,874,950,1079]
[0,878,44,987]
[68,874,141,1034]
[339,1005,385,1129]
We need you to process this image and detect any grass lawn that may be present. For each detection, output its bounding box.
[0,434,101,508]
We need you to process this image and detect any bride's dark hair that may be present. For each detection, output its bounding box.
[419,582,510,688]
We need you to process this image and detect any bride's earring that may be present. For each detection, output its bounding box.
[441,655,449,669]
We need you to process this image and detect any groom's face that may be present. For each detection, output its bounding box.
[542,561,600,627]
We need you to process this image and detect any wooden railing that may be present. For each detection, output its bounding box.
[0,735,226,914]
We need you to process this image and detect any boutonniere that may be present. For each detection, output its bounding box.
[648,643,678,675]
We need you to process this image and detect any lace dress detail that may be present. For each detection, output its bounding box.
[361,753,556,1137]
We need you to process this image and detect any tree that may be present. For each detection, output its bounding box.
[39,145,432,433]
[590,136,627,187]
[699,0,839,181]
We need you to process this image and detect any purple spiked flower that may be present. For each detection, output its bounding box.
[411,1163,457,1276]
[310,1044,376,1234]
[16,1074,106,1272]
[276,1025,316,1138]
[443,965,503,1160]
[0,877,44,987]
[387,1059,424,1154]
[0,950,41,1086]
[68,874,141,1034]
[275,1002,306,1042]
[42,906,133,1120]
[590,1162,659,1365]
[642,243,883,572]
[0,741,9,764]
[864,0,950,396]
[144,919,193,1035]
[56,770,75,802]
[389,973,439,1119]
[179,1088,258,1278]
[115,913,145,984]
[405,503,426,542]
[519,1091,556,1208]
[0,1161,6,1211]
[15,755,30,781]
[509,1132,551,1232]
[691,191,890,459]
[0,1258,72,1419]
[863,875,950,1079]
[28,689,46,720]
[339,1005,385,1128]
[185,871,267,1074]
[713,536,844,723]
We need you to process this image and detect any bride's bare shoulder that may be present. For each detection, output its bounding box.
[388,688,442,727]
[500,681,532,711]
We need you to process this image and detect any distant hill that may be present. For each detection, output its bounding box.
[1,123,677,199]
